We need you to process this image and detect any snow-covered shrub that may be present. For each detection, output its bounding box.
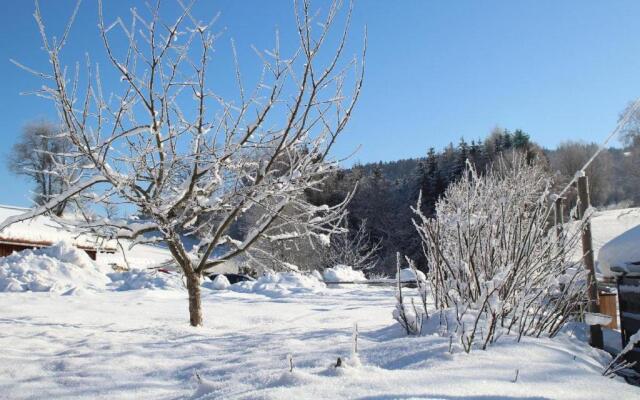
[603,331,640,376]
[413,154,587,352]
[320,219,381,271]
[393,253,423,335]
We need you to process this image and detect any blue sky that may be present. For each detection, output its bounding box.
[2,0,640,207]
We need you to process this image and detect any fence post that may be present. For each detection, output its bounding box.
[554,196,564,239]
[577,175,603,349]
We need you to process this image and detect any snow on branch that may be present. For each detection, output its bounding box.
[411,153,588,352]
[13,0,364,326]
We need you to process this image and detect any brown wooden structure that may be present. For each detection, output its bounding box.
[0,237,109,260]
[599,291,618,330]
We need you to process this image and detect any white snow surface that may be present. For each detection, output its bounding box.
[0,242,184,294]
[0,241,111,293]
[397,267,426,282]
[322,264,366,282]
[584,312,613,326]
[0,286,637,399]
[568,207,640,277]
[1,208,640,398]
[0,204,112,249]
[598,223,640,277]
[210,274,231,290]
[230,271,326,298]
[107,269,184,291]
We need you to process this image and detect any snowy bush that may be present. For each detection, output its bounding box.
[320,220,381,271]
[393,254,423,335]
[412,154,588,352]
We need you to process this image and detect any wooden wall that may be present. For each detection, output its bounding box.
[0,242,97,260]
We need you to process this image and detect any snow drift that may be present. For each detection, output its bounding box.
[0,241,110,293]
[323,264,366,282]
[0,241,186,293]
[230,271,326,297]
[396,267,426,282]
[210,274,231,290]
[108,269,184,291]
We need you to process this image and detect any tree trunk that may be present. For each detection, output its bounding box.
[186,272,203,327]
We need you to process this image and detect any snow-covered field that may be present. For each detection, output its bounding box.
[1,207,640,399]
[1,284,638,399]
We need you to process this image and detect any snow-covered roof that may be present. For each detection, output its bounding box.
[598,223,640,277]
[0,204,115,251]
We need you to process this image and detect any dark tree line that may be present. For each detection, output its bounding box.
[307,128,536,274]
[10,117,640,277]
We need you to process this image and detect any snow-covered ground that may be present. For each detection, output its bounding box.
[1,284,638,399]
[1,207,640,399]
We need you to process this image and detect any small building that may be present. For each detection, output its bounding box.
[0,204,115,260]
[598,223,640,368]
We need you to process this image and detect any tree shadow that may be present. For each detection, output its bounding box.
[356,395,551,400]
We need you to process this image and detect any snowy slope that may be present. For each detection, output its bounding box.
[0,287,637,399]
[1,207,640,398]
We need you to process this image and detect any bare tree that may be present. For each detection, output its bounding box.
[321,218,381,271]
[2,0,365,326]
[7,121,73,216]
[549,141,612,207]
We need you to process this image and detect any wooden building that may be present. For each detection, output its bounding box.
[0,204,115,260]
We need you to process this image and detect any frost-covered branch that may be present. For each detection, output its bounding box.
[412,153,588,351]
[5,0,365,327]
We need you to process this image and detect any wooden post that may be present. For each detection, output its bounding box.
[554,196,564,239]
[598,292,618,330]
[577,175,603,349]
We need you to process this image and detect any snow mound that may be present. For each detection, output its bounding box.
[323,265,366,282]
[108,269,184,291]
[598,224,640,277]
[189,377,223,399]
[0,241,110,293]
[230,271,325,297]
[396,268,426,282]
[210,274,230,290]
